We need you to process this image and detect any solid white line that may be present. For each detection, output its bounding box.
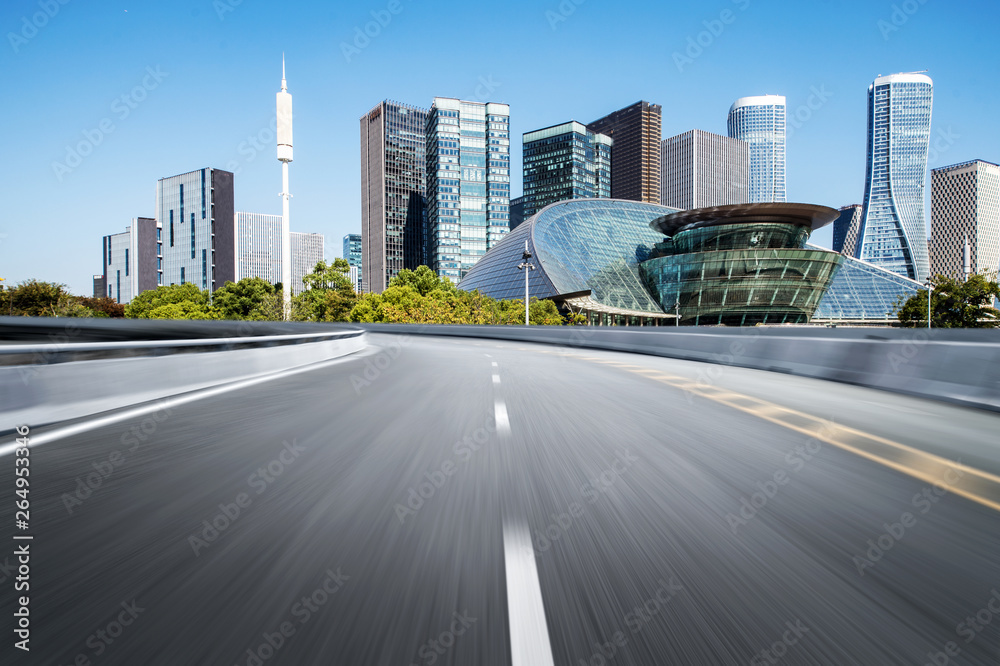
[0,348,370,457]
[494,399,510,435]
[503,521,556,666]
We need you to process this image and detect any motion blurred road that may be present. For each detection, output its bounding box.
[2,332,999,665]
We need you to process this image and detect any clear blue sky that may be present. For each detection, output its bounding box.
[2,0,997,294]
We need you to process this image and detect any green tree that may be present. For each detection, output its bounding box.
[293,259,358,322]
[390,266,457,296]
[896,273,1000,328]
[211,277,276,320]
[81,297,125,318]
[528,297,565,325]
[124,283,214,319]
[1,280,71,316]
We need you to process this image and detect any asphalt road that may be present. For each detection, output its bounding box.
[2,332,1000,665]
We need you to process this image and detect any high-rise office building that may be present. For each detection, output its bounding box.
[92,275,106,300]
[343,233,362,292]
[234,211,323,295]
[509,196,525,230]
[930,159,1000,279]
[833,204,864,256]
[522,121,611,217]
[857,72,933,281]
[661,130,749,209]
[157,168,235,293]
[360,100,428,293]
[727,95,786,203]
[292,232,325,292]
[426,97,511,284]
[102,217,160,304]
[587,101,661,203]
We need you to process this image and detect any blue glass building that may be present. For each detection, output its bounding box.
[522,121,611,218]
[425,97,511,284]
[810,246,922,321]
[857,72,933,282]
[727,95,786,203]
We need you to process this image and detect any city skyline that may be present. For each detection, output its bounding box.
[3,1,999,294]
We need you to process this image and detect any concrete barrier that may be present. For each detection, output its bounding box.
[358,324,1000,412]
[0,319,365,432]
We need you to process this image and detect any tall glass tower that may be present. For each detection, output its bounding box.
[857,72,933,281]
[522,121,611,218]
[727,95,786,203]
[426,97,510,284]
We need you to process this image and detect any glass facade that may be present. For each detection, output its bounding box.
[234,211,324,295]
[343,233,363,292]
[360,101,428,293]
[858,73,933,281]
[157,168,234,293]
[727,96,786,203]
[459,199,678,312]
[522,121,611,218]
[812,244,922,320]
[426,98,511,284]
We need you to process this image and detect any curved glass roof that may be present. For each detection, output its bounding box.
[811,245,922,320]
[459,198,680,312]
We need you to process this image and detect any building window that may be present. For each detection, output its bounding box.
[116,270,120,302]
[107,237,112,264]
[180,267,185,285]
[191,212,196,258]
[202,249,207,288]
[169,210,174,247]
[179,183,184,225]
[125,249,129,276]
[201,169,206,219]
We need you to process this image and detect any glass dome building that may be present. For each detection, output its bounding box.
[458,198,922,325]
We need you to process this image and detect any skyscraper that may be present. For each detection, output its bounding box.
[522,121,611,217]
[832,204,864,256]
[930,159,1000,280]
[857,72,933,281]
[661,130,749,209]
[588,101,661,203]
[234,211,324,295]
[425,97,510,284]
[727,95,786,203]
[509,196,525,230]
[156,168,235,293]
[343,233,362,292]
[102,217,160,303]
[360,100,428,293]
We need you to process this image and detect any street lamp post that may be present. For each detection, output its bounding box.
[517,241,535,326]
[924,278,933,329]
[674,298,679,327]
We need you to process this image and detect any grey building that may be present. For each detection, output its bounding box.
[157,168,235,293]
[661,130,749,209]
[833,204,864,256]
[234,211,324,295]
[930,159,1000,280]
[360,101,428,293]
[102,216,160,304]
[522,121,611,218]
[727,95,787,203]
[587,101,662,204]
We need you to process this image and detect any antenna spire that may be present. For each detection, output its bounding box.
[281,53,287,91]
